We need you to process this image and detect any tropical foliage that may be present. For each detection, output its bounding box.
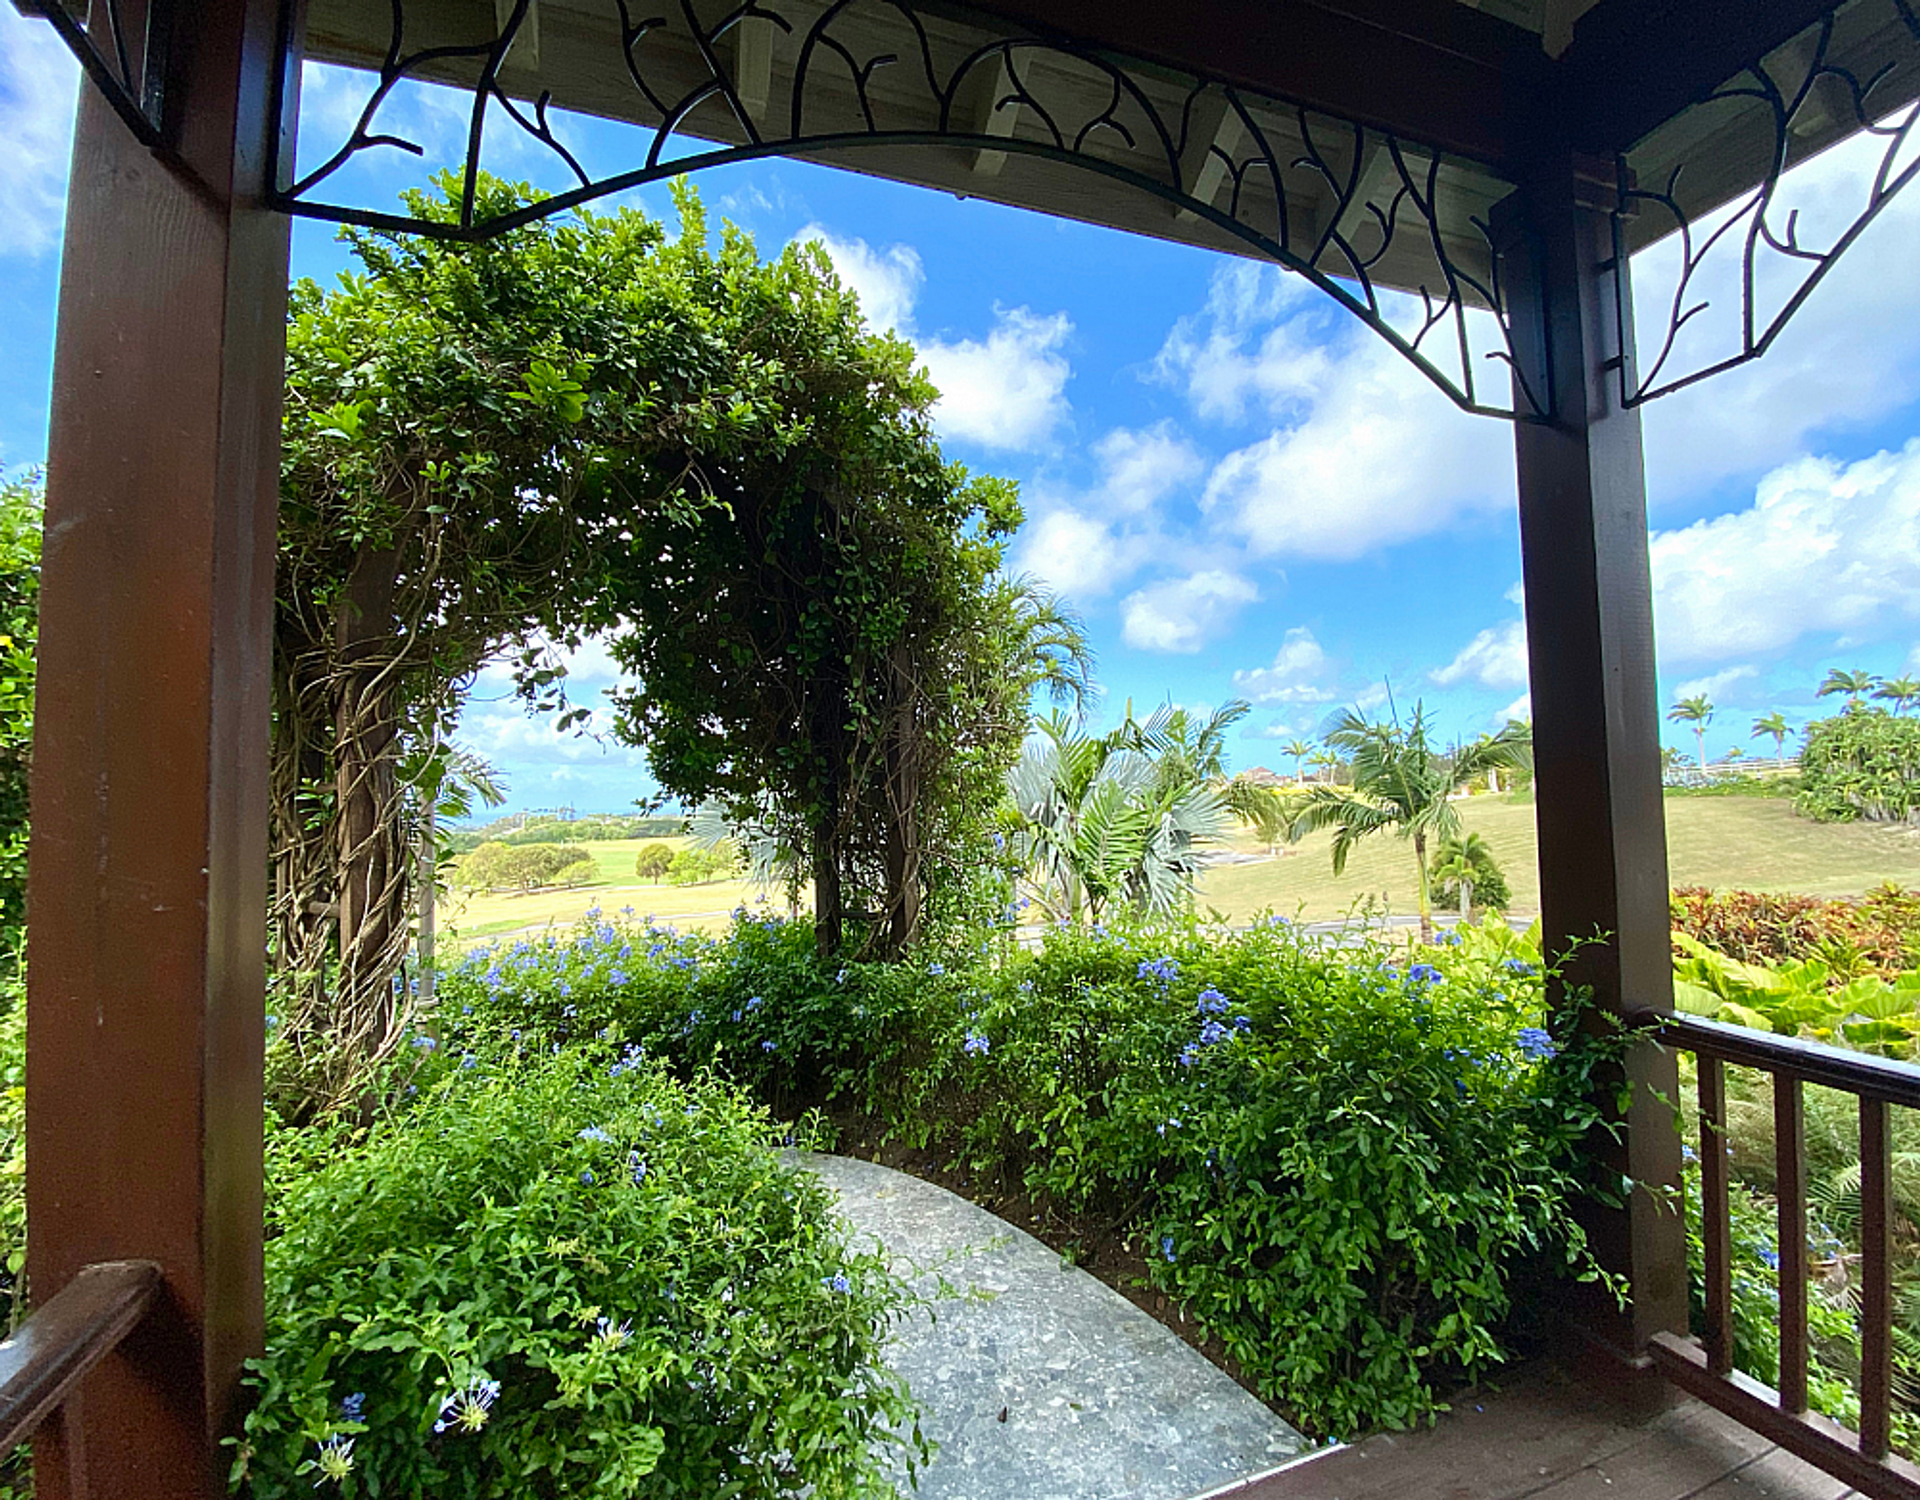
[1796,707,1920,823]
[1289,707,1531,941]
[0,476,39,955]
[1667,694,1714,774]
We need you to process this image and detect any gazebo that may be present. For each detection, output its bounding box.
[6,0,1919,1495]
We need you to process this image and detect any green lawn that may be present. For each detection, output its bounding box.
[1197,793,1920,925]
[441,837,777,944]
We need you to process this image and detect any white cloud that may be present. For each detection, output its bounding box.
[1636,129,1920,505]
[1650,440,1920,664]
[1232,627,1336,704]
[0,7,78,257]
[1159,264,1514,561]
[1672,665,1758,704]
[1498,692,1532,724]
[919,307,1073,451]
[793,225,1071,450]
[1120,570,1258,653]
[1432,619,1529,689]
[792,224,924,333]
[1010,423,1201,599]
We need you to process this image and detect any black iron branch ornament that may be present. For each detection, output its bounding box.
[1612,0,1920,406]
[11,0,172,150]
[268,0,1544,419]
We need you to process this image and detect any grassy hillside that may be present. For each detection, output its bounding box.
[440,837,778,942]
[1198,793,1920,925]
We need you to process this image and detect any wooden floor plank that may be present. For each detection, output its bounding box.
[1237,1362,1849,1500]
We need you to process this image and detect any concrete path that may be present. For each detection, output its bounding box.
[793,1153,1308,1500]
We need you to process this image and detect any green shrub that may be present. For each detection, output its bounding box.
[1797,709,1920,823]
[0,476,39,951]
[442,911,1623,1438]
[233,1046,922,1498]
[455,842,597,892]
[666,844,739,886]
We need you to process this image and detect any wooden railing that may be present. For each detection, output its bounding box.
[0,1260,161,1453]
[1657,1014,1920,1500]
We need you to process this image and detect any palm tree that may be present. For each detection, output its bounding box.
[1874,675,1920,715]
[1819,667,1880,712]
[1006,714,1233,922]
[1668,694,1714,774]
[1307,747,1343,785]
[1430,831,1497,918]
[1751,711,1791,769]
[1282,738,1314,783]
[1289,705,1532,943]
[1005,576,1099,720]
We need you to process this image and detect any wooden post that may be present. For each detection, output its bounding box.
[1497,154,1689,1358]
[27,1,289,1493]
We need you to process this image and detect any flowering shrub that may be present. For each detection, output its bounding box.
[1672,885,1920,977]
[232,1045,922,1498]
[442,909,1627,1439]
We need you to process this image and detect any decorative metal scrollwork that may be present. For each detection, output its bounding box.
[275,0,1539,418]
[1612,0,1920,406]
[12,0,171,150]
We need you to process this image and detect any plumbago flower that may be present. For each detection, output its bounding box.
[962,1030,990,1057]
[313,1433,355,1484]
[1515,1027,1558,1062]
[594,1316,633,1348]
[434,1378,502,1435]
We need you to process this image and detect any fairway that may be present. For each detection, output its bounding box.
[1197,794,1920,925]
[440,837,783,946]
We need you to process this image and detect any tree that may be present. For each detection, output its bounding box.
[604,210,1067,960]
[0,476,39,956]
[1874,676,1920,715]
[1289,706,1532,943]
[1005,712,1233,923]
[1667,694,1714,775]
[1819,668,1881,712]
[1751,711,1792,769]
[1282,738,1315,783]
[634,843,675,881]
[1429,832,1510,917]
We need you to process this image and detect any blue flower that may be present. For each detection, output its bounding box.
[434,1378,502,1435]
[580,1170,596,1185]
[963,1031,990,1056]
[1160,1235,1177,1262]
[629,1152,647,1185]
[1409,964,1442,984]
[339,1391,366,1424]
[1178,1044,1201,1067]
[412,1035,436,1051]
[461,1052,477,1070]
[746,995,762,1012]
[1197,987,1230,1014]
[928,962,945,976]
[824,1272,852,1293]
[1197,1019,1229,1046]
[579,1126,612,1142]
[594,1315,633,1348]
[1758,1245,1781,1271]
[609,969,628,986]
[761,1039,776,1053]
[1138,957,1180,984]
[314,1433,355,1483]
[1503,958,1538,976]
[1516,1027,1558,1061]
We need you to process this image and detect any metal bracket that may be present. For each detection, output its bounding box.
[12,0,172,150]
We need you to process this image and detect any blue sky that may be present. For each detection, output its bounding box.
[4,11,1920,816]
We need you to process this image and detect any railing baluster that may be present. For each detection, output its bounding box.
[1861,1095,1893,1461]
[1700,1055,1733,1375]
[1777,1071,1809,1415]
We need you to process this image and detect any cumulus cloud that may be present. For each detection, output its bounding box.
[1010,422,1203,599]
[1650,440,1920,665]
[1672,665,1759,703]
[1432,619,1529,689]
[794,224,1072,450]
[1120,570,1259,653]
[1157,264,1514,561]
[0,8,78,257]
[792,223,924,333]
[1498,692,1532,724]
[918,308,1073,451]
[1232,627,1336,704]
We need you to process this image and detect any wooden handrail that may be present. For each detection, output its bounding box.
[0,1260,163,1452]
[1656,1015,1920,1500]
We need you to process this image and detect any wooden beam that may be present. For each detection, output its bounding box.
[968,0,1547,166]
[951,50,1022,177]
[1494,153,1687,1358]
[28,0,287,1492]
[1557,0,1839,155]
